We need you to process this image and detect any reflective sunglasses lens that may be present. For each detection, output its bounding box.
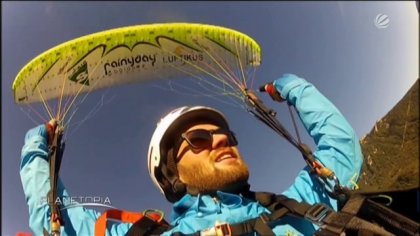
[185,130,212,149]
[215,129,238,146]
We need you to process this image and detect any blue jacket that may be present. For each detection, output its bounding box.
[20,74,363,235]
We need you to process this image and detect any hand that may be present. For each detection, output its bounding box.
[45,119,58,146]
[259,83,284,103]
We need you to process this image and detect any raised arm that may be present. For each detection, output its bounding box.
[19,123,131,235]
[274,74,363,208]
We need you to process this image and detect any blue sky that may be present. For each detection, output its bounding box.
[2,2,418,235]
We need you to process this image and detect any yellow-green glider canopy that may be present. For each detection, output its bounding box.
[13,23,261,104]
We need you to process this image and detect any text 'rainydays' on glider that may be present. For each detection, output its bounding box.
[12,23,261,127]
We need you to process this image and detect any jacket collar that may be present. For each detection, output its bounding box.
[171,191,243,222]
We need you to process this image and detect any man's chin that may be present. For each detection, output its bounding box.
[214,165,249,183]
[180,160,249,194]
[206,173,250,194]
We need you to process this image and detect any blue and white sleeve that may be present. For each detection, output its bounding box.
[19,124,131,235]
[275,74,362,209]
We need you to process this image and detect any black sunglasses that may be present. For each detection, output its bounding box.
[177,128,238,155]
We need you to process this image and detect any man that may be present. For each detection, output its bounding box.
[20,74,362,235]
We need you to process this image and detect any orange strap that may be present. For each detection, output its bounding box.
[95,209,143,236]
[95,209,165,236]
[311,160,334,178]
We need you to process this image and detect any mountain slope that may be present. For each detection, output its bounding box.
[358,79,419,191]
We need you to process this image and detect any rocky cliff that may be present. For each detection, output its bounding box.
[358,79,419,191]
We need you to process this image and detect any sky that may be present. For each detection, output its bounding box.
[2,1,418,235]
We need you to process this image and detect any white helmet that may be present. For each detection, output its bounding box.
[147,106,230,202]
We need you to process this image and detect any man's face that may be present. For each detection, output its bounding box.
[176,123,249,193]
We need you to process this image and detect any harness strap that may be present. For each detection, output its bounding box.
[44,126,65,236]
[194,192,395,236]
[95,209,170,236]
[126,216,170,236]
[171,215,276,236]
[258,192,395,236]
[168,190,415,236]
[95,209,143,236]
[94,192,417,236]
[355,196,420,235]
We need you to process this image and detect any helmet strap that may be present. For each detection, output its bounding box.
[162,148,187,202]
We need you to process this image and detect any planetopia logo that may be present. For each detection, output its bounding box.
[40,196,115,210]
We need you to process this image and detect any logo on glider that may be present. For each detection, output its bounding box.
[69,61,89,86]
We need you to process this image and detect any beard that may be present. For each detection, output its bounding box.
[177,154,249,194]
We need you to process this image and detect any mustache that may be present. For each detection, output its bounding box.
[210,147,239,162]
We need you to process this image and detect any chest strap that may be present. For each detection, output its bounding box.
[172,192,396,236]
[94,209,171,236]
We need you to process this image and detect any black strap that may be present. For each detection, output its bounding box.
[44,127,65,236]
[357,197,419,236]
[258,192,399,236]
[146,190,418,236]
[228,191,399,236]
[126,216,171,236]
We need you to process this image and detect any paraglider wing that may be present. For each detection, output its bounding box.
[12,23,261,104]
